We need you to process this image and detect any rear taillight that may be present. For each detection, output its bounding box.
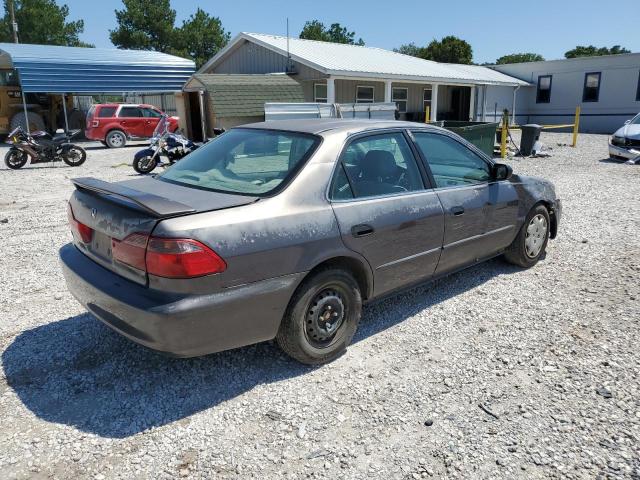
[67,203,93,243]
[91,120,99,127]
[146,238,227,278]
[111,234,226,278]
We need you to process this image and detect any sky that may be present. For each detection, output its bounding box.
[65,0,640,63]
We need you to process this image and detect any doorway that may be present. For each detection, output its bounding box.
[187,91,204,141]
[449,87,471,121]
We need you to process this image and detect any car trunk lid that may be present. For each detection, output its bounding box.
[68,176,256,285]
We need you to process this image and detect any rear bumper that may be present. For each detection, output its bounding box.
[59,243,304,357]
[84,128,103,141]
[609,143,640,160]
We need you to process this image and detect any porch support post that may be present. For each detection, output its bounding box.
[482,85,487,121]
[326,76,336,104]
[384,79,392,103]
[469,86,476,121]
[511,85,520,125]
[430,84,439,121]
[61,93,69,132]
[198,90,206,140]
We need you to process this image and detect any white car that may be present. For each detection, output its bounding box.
[609,113,640,162]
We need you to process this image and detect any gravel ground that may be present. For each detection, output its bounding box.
[0,133,639,479]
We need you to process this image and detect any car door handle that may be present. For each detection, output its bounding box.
[351,224,374,237]
[451,206,465,216]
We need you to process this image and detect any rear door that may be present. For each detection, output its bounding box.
[117,106,146,138]
[330,131,444,297]
[141,107,163,137]
[411,131,518,274]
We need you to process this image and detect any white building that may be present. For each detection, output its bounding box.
[492,54,640,133]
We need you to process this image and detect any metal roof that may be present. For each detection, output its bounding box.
[0,43,195,93]
[202,33,530,87]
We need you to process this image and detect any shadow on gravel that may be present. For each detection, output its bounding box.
[2,258,520,438]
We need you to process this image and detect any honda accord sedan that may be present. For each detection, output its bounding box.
[60,120,561,364]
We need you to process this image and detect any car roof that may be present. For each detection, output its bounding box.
[240,119,443,135]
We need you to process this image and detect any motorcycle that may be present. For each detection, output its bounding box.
[133,115,205,174]
[4,126,87,170]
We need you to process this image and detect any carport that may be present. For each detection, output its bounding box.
[0,43,195,134]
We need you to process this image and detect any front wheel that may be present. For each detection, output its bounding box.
[4,149,29,169]
[133,155,157,174]
[62,145,87,167]
[276,268,362,365]
[504,204,550,268]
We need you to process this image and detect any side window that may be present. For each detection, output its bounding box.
[536,75,552,103]
[330,163,354,200]
[142,108,162,118]
[340,132,423,198]
[582,72,601,103]
[118,107,143,117]
[413,132,491,188]
[97,106,117,118]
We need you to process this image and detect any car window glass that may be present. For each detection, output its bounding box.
[342,132,423,198]
[413,132,490,188]
[97,106,117,118]
[118,107,143,118]
[159,129,319,195]
[143,108,162,118]
[330,163,354,200]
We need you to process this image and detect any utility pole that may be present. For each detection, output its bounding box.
[9,0,19,43]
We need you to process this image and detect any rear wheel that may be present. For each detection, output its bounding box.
[62,145,87,167]
[276,269,362,365]
[4,149,29,169]
[105,130,127,148]
[133,155,157,174]
[504,204,550,268]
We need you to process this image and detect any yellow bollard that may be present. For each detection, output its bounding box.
[571,106,580,147]
[424,105,430,124]
[500,110,508,159]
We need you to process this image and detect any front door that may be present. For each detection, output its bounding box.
[117,106,146,138]
[411,131,503,274]
[141,107,163,137]
[329,131,445,296]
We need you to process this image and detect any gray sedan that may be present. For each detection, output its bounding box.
[60,120,561,364]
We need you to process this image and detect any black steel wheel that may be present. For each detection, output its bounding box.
[4,149,28,169]
[277,268,362,365]
[62,146,87,167]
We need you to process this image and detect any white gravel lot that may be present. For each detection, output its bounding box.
[0,133,639,479]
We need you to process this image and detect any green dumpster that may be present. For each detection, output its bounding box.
[441,121,499,157]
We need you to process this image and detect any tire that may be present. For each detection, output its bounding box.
[62,145,87,167]
[10,111,46,133]
[276,268,362,365]
[4,149,28,169]
[133,155,157,174]
[504,204,550,268]
[105,130,127,148]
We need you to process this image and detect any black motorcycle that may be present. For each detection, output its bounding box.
[133,115,204,174]
[4,126,87,169]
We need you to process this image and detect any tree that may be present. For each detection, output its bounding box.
[564,45,631,58]
[496,53,544,64]
[395,36,473,64]
[423,36,473,64]
[0,0,91,46]
[110,0,177,53]
[174,8,230,68]
[394,42,427,59]
[300,20,364,45]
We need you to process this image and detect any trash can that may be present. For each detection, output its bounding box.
[520,124,542,156]
[441,121,499,157]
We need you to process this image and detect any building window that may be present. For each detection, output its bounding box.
[356,85,375,103]
[583,72,601,102]
[636,71,640,101]
[423,88,432,116]
[392,87,408,112]
[314,83,327,103]
[536,75,552,103]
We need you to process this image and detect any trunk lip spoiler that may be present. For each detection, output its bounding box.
[71,177,196,218]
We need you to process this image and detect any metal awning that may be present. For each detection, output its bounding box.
[0,43,195,93]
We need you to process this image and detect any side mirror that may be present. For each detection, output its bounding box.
[492,163,513,181]
[624,120,631,125]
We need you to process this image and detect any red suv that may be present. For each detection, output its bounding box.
[85,104,179,148]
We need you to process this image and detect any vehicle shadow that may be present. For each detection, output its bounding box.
[2,258,520,438]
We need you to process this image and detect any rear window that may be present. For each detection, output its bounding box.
[159,128,320,196]
[97,106,117,118]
